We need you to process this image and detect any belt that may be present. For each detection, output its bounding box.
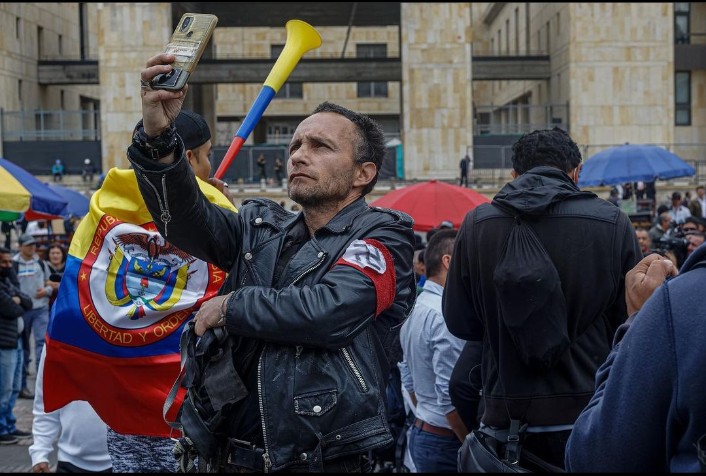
[414,418,456,438]
[224,438,266,472]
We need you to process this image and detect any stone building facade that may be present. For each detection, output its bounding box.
[0,2,703,182]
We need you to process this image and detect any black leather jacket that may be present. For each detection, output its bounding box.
[127,144,416,471]
[0,272,32,349]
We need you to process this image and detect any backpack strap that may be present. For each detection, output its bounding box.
[163,321,194,433]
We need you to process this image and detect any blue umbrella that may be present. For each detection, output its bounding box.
[47,183,90,218]
[578,144,696,187]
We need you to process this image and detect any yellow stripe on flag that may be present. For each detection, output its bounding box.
[69,168,237,260]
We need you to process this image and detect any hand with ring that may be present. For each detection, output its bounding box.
[139,53,188,137]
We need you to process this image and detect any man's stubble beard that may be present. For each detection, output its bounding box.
[288,170,355,209]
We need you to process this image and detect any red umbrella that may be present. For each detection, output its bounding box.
[369,180,491,232]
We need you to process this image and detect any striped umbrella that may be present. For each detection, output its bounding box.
[0,157,69,221]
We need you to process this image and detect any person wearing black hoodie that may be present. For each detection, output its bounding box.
[0,247,33,445]
[442,128,641,470]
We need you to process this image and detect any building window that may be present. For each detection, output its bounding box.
[674,3,690,44]
[60,90,65,109]
[675,71,691,126]
[18,79,22,102]
[514,8,520,54]
[58,34,63,56]
[16,17,20,39]
[270,45,303,99]
[356,44,388,98]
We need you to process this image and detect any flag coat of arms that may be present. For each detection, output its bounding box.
[43,168,236,437]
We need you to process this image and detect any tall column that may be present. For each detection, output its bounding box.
[568,3,674,150]
[96,3,172,170]
[400,3,473,181]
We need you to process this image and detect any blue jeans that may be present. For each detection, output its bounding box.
[21,307,48,389]
[408,424,461,473]
[0,339,23,435]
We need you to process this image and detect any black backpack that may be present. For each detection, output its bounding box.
[492,205,570,371]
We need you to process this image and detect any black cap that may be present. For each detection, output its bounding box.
[175,110,211,151]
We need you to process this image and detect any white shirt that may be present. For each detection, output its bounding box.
[29,352,112,471]
[670,205,692,225]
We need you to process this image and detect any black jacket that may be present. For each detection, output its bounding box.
[443,166,641,427]
[0,270,32,349]
[127,144,416,471]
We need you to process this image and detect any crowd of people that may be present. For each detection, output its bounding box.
[1,47,705,474]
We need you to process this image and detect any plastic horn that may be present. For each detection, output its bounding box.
[213,20,322,180]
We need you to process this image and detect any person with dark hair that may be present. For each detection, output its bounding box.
[0,246,33,445]
[413,247,426,295]
[443,127,641,470]
[399,228,466,472]
[257,153,267,182]
[45,243,67,311]
[459,154,471,187]
[125,51,416,473]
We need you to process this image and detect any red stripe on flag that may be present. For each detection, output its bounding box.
[43,335,185,437]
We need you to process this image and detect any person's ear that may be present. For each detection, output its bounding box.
[354,162,377,189]
[185,149,195,167]
[442,254,452,270]
[511,169,519,179]
[571,164,583,184]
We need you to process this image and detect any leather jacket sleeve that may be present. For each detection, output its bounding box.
[127,141,243,271]
[224,222,415,350]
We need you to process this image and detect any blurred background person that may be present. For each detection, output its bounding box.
[12,234,52,400]
[51,160,64,183]
[45,243,67,312]
[0,246,33,445]
[635,227,651,256]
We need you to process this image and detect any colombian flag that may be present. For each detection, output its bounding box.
[43,168,236,437]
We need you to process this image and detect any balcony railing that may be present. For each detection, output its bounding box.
[1,110,101,141]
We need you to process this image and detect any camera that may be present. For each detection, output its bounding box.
[653,227,689,268]
[655,235,688,253]
[180,16,192,32]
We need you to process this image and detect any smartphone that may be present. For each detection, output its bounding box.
[151,13,218,91]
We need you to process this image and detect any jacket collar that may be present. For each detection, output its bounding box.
[250,197,369,236]
[318,197,369,234]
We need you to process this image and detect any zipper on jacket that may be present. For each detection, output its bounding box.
[290,251,326,286]
[140,172,172,237]
[340,347,368,392]
[257,346,272,473]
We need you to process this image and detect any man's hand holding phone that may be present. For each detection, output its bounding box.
[140,53,187,138]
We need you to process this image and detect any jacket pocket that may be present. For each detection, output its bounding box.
[294,389,337,417]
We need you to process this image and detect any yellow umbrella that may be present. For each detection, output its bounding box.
[0,163,31,212]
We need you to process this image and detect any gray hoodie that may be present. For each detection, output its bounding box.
[12,253,52,310]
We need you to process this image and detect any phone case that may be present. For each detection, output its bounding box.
[151,13,218,91]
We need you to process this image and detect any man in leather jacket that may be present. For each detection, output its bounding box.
[126,52,416,472]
